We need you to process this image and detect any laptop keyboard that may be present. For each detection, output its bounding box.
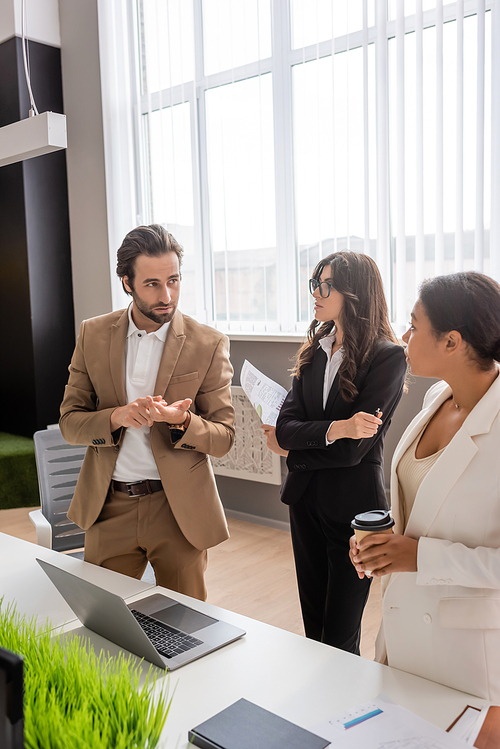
[131,609,203,659]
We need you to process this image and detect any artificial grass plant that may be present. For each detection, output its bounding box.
[0,600,172,748]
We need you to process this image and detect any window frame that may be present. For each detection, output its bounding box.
[128,0,498,337]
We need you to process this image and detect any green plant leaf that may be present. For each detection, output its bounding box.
[0,599,172,748]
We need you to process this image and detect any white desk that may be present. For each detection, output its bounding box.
[0,532,153,626]
[0,532,486,748]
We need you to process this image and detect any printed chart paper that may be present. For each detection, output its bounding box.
[240,360,288,426]
[313,695,468,749]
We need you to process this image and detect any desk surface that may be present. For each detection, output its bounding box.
[0,531,485,748]
[0,532,153,626]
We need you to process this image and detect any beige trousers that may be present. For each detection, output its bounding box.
[84,486,207,601]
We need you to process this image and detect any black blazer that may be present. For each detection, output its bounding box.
[276,339,407,523]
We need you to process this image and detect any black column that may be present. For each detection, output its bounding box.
[0,37,75,437]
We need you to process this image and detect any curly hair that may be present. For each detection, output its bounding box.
[293,252,398,401]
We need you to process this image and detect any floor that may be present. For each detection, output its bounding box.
[0,507,382,660]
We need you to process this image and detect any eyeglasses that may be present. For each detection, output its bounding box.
[309,278,334,298]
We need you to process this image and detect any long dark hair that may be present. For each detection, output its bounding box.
[419,271,500,370]
[293,252,397,401]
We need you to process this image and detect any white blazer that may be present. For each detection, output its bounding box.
[377,373,500,701]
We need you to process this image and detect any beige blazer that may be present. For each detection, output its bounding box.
[60,308,235,551]
[378,374,500,701]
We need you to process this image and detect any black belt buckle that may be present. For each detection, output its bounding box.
[126,480,148,497]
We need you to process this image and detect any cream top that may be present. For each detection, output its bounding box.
[396,427,446,529]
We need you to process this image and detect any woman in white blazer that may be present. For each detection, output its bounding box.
[350,271,500,701]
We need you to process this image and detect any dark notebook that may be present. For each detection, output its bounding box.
[188,698,330,749]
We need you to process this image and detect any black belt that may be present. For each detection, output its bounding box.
[111,479,163,497]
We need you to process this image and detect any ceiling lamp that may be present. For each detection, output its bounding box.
[0,112,67,168]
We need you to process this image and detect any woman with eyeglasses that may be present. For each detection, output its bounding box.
[350,272,500,699]
[263,251,406,654]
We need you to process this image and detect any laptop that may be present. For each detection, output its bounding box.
[37,558,245,670]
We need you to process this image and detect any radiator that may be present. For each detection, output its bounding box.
[211,386,282,485]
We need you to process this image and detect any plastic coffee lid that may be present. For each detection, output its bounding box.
[351,509,395,531]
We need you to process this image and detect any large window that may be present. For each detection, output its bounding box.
[130,0,499,334]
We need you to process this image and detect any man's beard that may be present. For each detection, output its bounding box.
[132,291,177,326]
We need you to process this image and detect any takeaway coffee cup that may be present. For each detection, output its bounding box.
[351,509,395,543]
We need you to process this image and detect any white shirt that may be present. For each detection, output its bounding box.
[112,305,169,482]
[318,329,343,445]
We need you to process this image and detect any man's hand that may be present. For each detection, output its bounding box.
[349,532,418,578]
[146,395,192,425]
[261,424,289,457]
[110,398,154,430]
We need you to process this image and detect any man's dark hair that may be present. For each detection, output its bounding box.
[116,224,184,295]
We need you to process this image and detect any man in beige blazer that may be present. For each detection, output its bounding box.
[60,224,235,600]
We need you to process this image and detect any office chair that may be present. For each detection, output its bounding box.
[29,427,155,583]
[30,427,86,557]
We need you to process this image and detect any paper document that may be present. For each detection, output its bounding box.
[448,704,499,747]
[313,695,468,749]
[447,705,483,745]
[240,360,288,426]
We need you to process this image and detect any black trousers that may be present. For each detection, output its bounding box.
[289,476,372,654]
